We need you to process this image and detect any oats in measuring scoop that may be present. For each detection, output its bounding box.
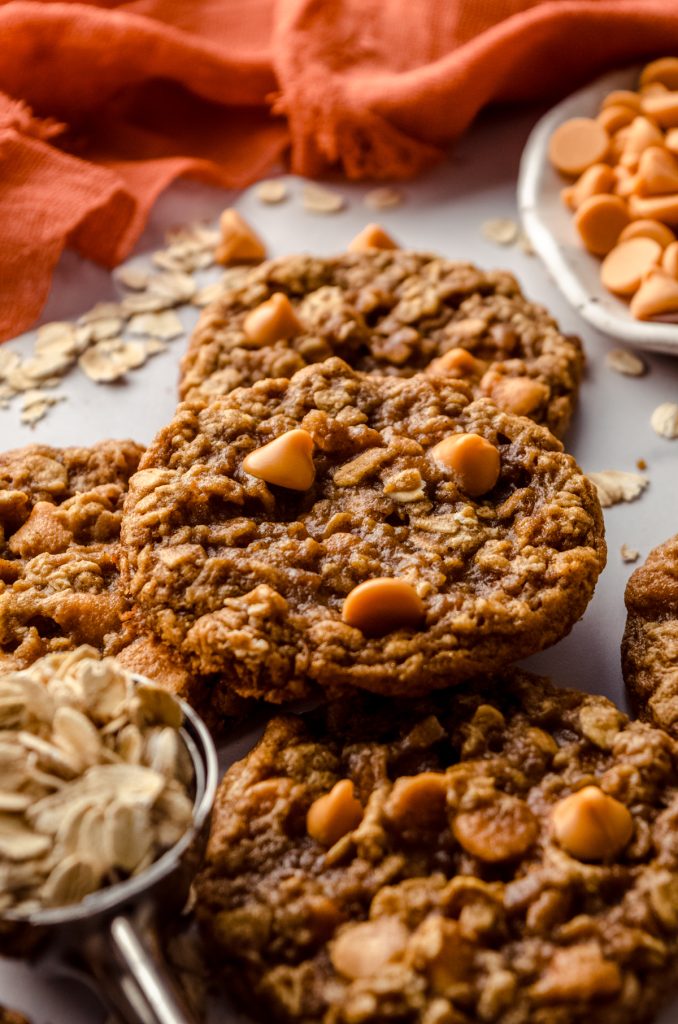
[0,647,194,916]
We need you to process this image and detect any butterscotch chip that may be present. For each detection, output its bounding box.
[552,785,633,860]
[307,779,363,846]
[619,218,676,248]
[430,432,500,497]
[242,428,315,491]
[330,918,408,980]
[480,373,549,418]
[602,89,643,113]
[597,104,636,135]
[629,192,678,224]
[215,209,266,265]
[641,90,678,128]
[630,269,678,319]
[347,223,398,252]
[600,237,662,296]
[195,671,678,1024]
[662,240,678,277]
[620,116,664,169]
[243,293,303,346]
[342,578,425,636]
[426,347,486,378]
[121,359,605,701]
[179,251,585,439]
[453,795,538,862]
[386,772,448,827]
[574,194,630,256]
[561,163,615,211]
[640,57,678,91]
[636,146,678,195]
[548,117,609,176]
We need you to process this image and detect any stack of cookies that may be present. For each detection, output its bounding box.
[2,222,678,1024]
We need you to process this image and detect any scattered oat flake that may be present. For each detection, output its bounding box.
[128,311,184,340]
[193,281,225,307]
[302,183,345,214]
[256,180,288,204]
[148,271,196,304]
[145,339,168,356]
[588,470,649,508]
[364,187,403,210]
[621,544,640,564]
[79,302,126,324]
[121,292,171,315]
[0,350,21,380]
[651,402,678,439]
[605,349,646,377]
[116,266,151,291]
[517,230,535,255]
[79,347,128,383]
[22,351,74,380]
[481,218,519,245]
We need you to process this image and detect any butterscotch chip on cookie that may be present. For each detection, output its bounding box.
[623,533,678,734]
[0,440,143,668]
[180,251,584,437]
[195,672,678,1024]
[121,359,605,702]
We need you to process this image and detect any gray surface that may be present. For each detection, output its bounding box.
[0,105,677,1023]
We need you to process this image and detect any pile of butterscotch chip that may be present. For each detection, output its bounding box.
[550,56,678,319]
[0,647,194,916]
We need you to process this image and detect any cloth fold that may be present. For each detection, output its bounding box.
[4,0,678,341]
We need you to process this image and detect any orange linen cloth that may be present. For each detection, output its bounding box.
[4,0,678,342]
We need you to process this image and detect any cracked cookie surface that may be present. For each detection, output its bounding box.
[180,252,584,437]
[122,359,605,702]
[623,533,678,736]
[196,672,678,1024]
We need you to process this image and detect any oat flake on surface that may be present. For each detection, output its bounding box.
[302,183,345,214]
[364,187,404,210]
[606,349,646,377]
[651,402,678,439]
[588,470,649,508]
[256,180,288,204]
[481,217,519,245]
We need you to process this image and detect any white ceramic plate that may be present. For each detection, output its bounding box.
[518,66,678,355]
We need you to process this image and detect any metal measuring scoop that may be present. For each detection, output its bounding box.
[0,685,218,1024]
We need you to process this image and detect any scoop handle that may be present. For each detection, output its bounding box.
[83,914,198,1024]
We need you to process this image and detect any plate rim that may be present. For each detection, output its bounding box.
[517,66,678,355]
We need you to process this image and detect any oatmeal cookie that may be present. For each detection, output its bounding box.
[0,1010,29,1024]
[196,672,678,1024]
[0,440,143,668]
[179,251,584,437]
[121,359,605,701]
[0,440,245,725]
[623,533,678,735]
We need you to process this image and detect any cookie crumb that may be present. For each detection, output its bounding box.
[621,544,640,563]
[636,458,647,470]
[302,183,345,214]
[651,402,678,439]
[587,469,649,507]
[605,349,646,377]
[482,218,519,245]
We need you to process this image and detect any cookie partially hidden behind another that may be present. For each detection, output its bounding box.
[0,440,143,669]
[196,672,678,1024]
[180,251,584,438]
[623,533,678,734]
[121,358,606,702]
